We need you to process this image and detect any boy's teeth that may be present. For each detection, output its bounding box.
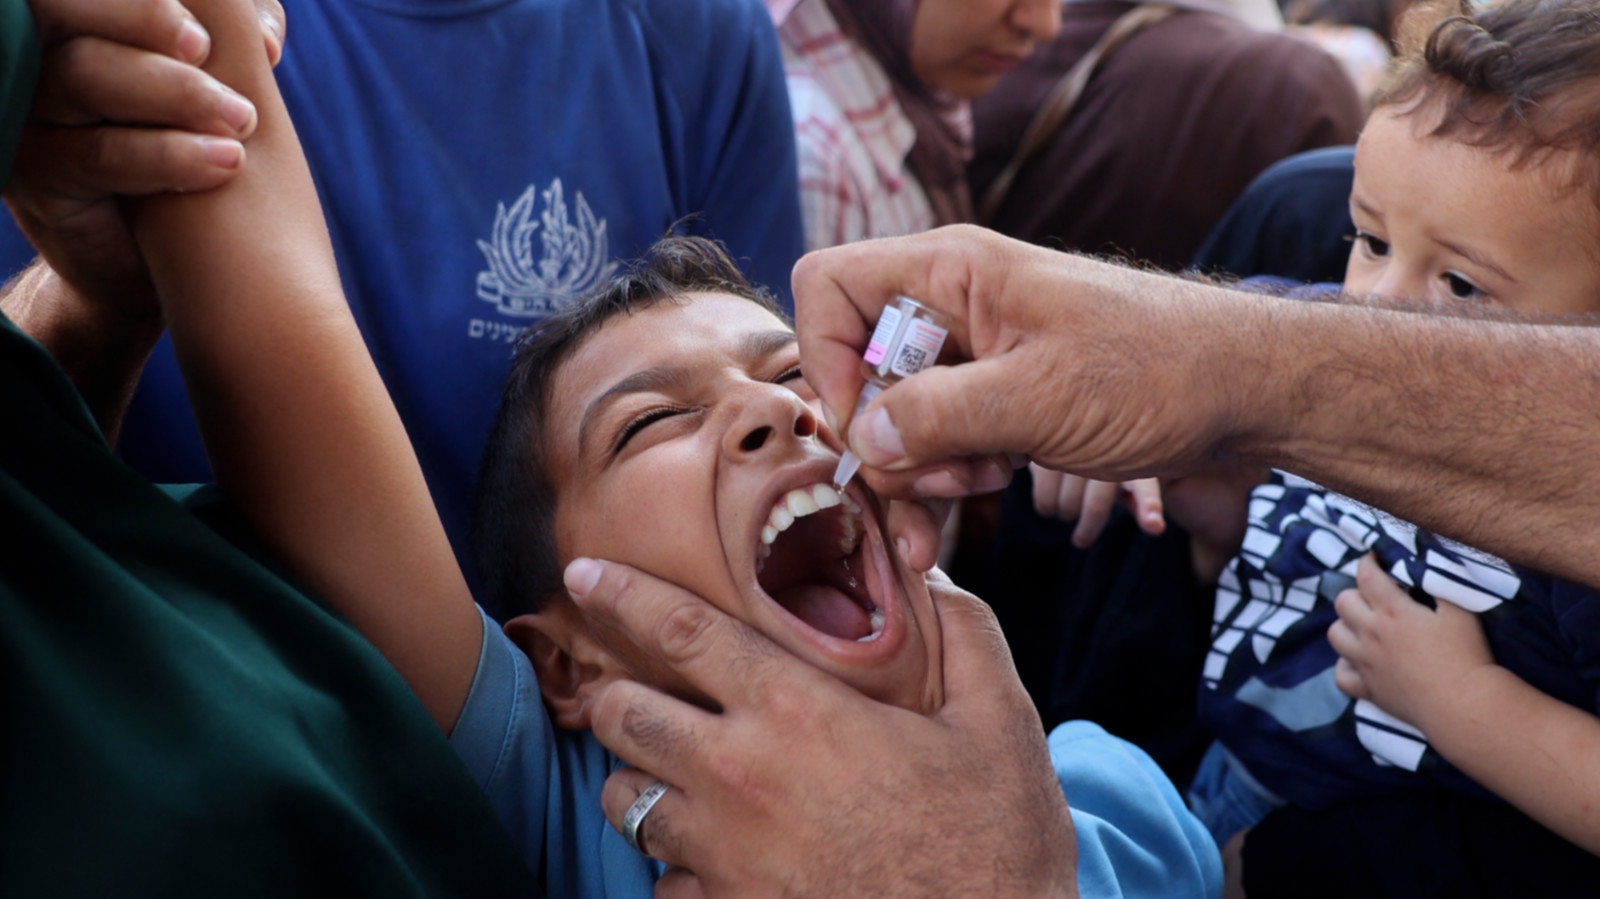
[759,483,857,545]
[857,608,886,642]
[789,490,819,517]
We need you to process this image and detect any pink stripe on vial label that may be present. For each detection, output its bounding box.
[862,305,903,366]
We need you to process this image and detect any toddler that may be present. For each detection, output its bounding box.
[1174,0,1600,889]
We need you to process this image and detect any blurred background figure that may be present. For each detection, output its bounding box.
[969,0,1363,270]
[1283,0,1421,101]
[768,0,1061,251]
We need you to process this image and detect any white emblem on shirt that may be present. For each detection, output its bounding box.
[475,179,618,317]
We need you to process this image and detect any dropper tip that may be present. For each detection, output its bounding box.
[833,451,862,491]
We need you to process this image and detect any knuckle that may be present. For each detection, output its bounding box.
[179,71,225,127]
[586,682,631,739]
[85,131,131,180]
[630,706,702,762]
[653,603,723,666]
[130,0,180,44]
[53,37,105,90]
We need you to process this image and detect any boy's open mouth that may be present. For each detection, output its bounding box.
[755,482,886,642]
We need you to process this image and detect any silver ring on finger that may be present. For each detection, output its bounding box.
[621,779,671,856]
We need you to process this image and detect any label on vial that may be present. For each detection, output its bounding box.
[862,305,904,366]
[890,319,948,378]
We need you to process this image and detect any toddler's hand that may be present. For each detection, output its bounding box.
[1029,463,1164,547]
[1328,554,1495,733]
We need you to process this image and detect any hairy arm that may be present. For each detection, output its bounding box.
[126,0,480,729]
[1242,300,1600,586]
[792,228,1600,588]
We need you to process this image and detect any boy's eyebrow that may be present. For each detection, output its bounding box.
[1437,238,1517,284]
[579,364,695,455]
[739,329,798,363]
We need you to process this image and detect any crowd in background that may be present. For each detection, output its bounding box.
[5,0,1600,896]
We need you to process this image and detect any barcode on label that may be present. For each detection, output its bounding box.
[889,319,947,378]
[894,343,928,374]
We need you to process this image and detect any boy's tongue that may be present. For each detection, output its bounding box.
[770,583,872,640]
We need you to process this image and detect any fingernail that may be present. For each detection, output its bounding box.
[564,558,603,597]
[972,459,1009,494]
[260,10,286,65]
[912,469,967,499]
[852,407,905,466]
[895,538,912,565]
[178,18,210,64]
[217,89,257,134]
[200,138,244,169]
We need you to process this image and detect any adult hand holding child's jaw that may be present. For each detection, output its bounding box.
[566,555,1078,898]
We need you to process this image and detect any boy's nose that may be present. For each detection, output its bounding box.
[726,387,819,460]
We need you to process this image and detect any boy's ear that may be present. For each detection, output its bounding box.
[504,602,629,731]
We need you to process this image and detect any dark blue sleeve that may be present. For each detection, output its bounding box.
[0,213,31,282]
[639,0,804,313]
[1548,578,1600,717]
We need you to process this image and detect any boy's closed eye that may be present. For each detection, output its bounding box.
[614,405,696,454]
[611,363,810,455]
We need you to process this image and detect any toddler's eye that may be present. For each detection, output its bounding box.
[1444,272,1485,301]
[1357,232,1390,257]
[775,364,803,384]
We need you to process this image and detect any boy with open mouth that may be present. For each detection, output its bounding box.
[132,3,1219,893]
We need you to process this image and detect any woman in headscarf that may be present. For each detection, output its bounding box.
[768,0,1060,251]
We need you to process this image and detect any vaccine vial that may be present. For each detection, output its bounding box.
[832,296,951,489]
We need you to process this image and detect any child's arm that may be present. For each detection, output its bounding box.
[126,0,480,730]
[1330,555,1600,856]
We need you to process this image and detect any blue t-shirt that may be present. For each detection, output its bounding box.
[0,0,805,578]
[453,610,1222,898]
[1198,472,1600,810]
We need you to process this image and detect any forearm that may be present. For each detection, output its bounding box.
[126,0,478,729]
[1417,664,1600,857]
[0,258,162,443]
[1228,299,1600,587]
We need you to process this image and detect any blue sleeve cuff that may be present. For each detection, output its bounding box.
[448,606,553,860]
[1051,721,1224,899]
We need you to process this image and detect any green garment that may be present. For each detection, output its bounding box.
[0,0,39,184]
[0,313,539,895]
